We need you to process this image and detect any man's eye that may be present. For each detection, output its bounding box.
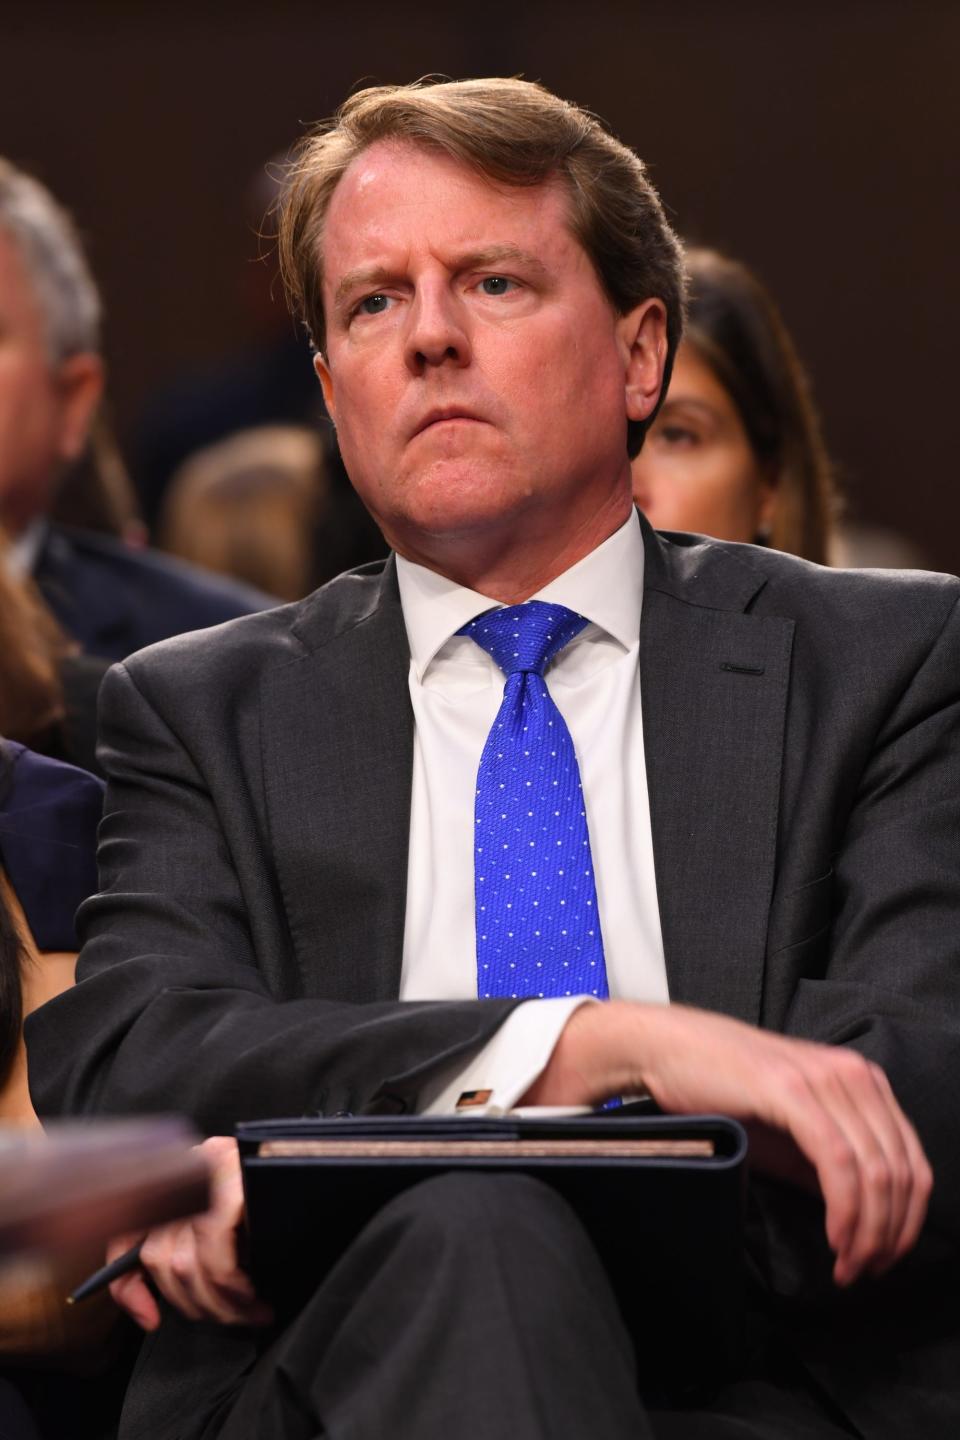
[357,293,391,316]
[479,276,517,296]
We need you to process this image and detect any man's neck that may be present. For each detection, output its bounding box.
[390,490,634,605]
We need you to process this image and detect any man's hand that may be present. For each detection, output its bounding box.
[108,1135,274,1331]
[521,1001,933,1288]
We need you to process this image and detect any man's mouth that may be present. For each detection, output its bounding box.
[412,407,485,438]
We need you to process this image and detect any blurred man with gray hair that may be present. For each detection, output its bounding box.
[0,159,272,660]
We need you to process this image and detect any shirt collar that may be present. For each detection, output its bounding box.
[396,508,644,682]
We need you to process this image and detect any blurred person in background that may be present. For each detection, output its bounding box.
[133,156,387,579]
[632,248,926,568]
[0,159,275,663]
[631,247,835,561]
[0,530,106,776]
[132,159,326,534]
[159,423,386,601]
[159,425,325,602]
[0,739,125,1440]
[48,409,146,547]
[0,740,101,1124]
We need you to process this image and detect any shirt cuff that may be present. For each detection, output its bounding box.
[418,996,597,1116]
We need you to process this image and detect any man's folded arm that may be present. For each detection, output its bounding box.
[24,659,522,1130]
[417,997,593,1114]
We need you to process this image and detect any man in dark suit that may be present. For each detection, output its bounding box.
[27,79,959,1438]
[0,158,273,663]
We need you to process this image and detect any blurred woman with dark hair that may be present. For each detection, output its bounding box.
[631,247,837,562]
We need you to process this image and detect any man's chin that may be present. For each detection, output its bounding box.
[384,463,536,536]
[400,491,538,544]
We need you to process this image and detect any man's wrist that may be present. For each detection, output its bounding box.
[519,999,663,1106]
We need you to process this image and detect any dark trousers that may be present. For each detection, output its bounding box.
[0,1380,40,1440]
[124,1173,857,1440]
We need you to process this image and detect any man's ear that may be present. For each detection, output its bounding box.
[54,352,104,463]
[618,298,668,426]
[314,352,336,425]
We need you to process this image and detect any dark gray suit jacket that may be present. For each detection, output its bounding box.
[26,519,960,1436]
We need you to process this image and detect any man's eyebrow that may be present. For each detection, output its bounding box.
[456,245,549,279]
[333,246,550,310]
[334,266,397,310]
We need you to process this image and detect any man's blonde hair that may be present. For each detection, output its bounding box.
[277,77,685,454]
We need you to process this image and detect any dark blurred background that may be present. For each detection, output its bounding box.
[3,0,957,569]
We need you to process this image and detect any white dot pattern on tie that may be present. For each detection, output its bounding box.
[458,601,609,1001]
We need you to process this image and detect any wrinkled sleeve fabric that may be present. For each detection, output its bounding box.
[753,585,960,1299]
[793,592,960,1227]
[25,660,519,1133]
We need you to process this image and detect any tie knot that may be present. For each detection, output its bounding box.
[458,601,589,677]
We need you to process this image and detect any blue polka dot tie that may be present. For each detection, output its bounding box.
[458,601,609,1001]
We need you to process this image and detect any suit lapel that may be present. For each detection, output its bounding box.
[259,530,794,1019]
[260,561,413,1003]
[640,525,794,1023]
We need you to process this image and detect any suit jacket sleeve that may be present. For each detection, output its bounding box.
[793,591,960,1225]
[25,658,520,1133]
[751,585,960,1301]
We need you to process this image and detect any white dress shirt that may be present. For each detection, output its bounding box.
[396,510,669,1113]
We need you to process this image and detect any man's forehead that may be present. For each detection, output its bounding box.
[320,140,576,275]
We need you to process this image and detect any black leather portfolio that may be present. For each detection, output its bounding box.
[238,1109,748,1395]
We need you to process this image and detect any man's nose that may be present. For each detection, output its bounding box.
[404,285,471,373]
